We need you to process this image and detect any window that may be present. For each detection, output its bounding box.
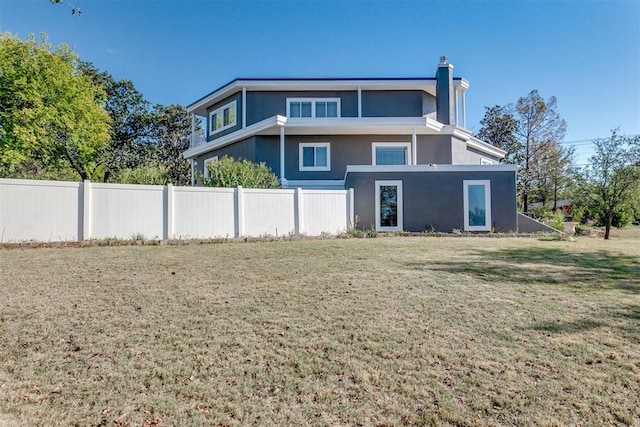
[209,100,237,136]
[203,156,219,178]
[372,143,411,165]
[287,98,340,118]
[299,143,330,171]
[375,180,403,232]
[464,180,491,231]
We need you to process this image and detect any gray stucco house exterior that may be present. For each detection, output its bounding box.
[183,57,519,233]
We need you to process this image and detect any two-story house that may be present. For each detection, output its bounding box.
[183,57,519,233]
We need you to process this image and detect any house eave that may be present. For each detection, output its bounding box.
[344,164,518,180]
[183,116,503,161]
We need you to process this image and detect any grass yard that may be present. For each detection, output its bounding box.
[0,231,638,426]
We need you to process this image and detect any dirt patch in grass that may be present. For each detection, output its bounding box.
[0,234,638,425]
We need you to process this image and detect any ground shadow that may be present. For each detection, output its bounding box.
[404,246,640,294]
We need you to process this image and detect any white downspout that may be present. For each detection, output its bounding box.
[242,87,247,129]
[411,128,417,165]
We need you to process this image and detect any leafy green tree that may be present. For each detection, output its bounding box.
[477,105,519,162]
[151,104,194,186]
[576,129,640,239]
[78,62,155,182]
[531,142,574,210]
[477,91,568,213]
[202,156,280,189]
[0,33,110,180]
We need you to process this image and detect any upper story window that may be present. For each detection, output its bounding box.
[209,100,237,136]
[372,143,411,166]
[287,98,341,118]
[299,142,330,171]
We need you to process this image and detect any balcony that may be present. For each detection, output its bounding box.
[189,131,207,149]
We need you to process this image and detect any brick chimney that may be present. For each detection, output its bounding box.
[436,56,454,125]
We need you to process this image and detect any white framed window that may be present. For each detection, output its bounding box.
[480,158,493,165]
[375,180,403,232]
[299,143,330,171]
[203,156,219,178]
[287,98,341,118]
[464,180,492,231]
[209,100,237,136]
[372,143,411,166]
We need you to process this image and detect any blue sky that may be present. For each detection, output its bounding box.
[1,0,638,164]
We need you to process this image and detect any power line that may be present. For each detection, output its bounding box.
[560,134,640,145]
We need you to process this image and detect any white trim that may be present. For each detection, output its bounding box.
[203,156,219,178]
[286,97,341,118]
[480,158,493,165]
[282,179,346,190]
[463,180,492,232]
[372,142,411,166]
[375,180,403,232]
[345,164,517,180]
[208,100,237,136]
[299,142,331,171]
[183,114,506,161]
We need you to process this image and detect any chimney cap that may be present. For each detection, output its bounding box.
[439,56,448,64]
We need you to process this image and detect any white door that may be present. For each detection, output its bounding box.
[375,180,403,232]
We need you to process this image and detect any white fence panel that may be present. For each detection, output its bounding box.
[173,186,236,239]
[302,190,350,235]
[242,189,296,237]
[90,183,165,240]
[0,179,353,242]
[0,179,81,242]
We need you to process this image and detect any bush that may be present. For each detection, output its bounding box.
[111,166,170,185]
[531,207,565,232]
[202,156,280,189]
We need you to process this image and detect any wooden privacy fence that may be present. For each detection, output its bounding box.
[0,179,354,243]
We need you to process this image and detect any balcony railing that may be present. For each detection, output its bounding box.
[189,131,207,149]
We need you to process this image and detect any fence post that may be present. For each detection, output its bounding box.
[295,188,303,235]
[348,188,355,230]
[165,184,174,240]
[82,179,91,241]
[236,186,244,237]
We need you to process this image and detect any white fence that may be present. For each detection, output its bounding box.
[0,179,354,242]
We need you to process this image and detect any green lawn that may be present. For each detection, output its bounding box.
[0,231,638,426]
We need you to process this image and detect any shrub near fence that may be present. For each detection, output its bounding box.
[0,179,354,243]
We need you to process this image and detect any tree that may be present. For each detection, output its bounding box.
[477,105,519,162]
[477,91,568,213]
[531,142,574,210]
[0,33,110,180]
[152,104,194,186]
[79,62,155,182]
[576,129,640,239]
[202,156,280,189]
